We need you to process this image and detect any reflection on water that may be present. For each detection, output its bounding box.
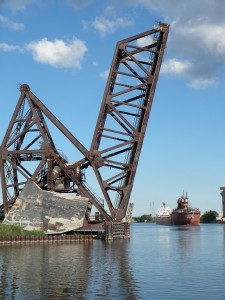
[170,225,200,232]
[84,240,140,299]
[0,240,141,300]
[172,226,201,262]
[0,243,93,299]
[0,224,225,299]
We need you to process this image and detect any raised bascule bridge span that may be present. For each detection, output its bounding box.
[0,23,169,239]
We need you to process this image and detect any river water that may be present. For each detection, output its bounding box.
[0,223,225,299]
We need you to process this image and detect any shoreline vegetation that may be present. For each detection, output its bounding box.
[0,212,224,239]
[0,224,93,245]
[0,224,45,237]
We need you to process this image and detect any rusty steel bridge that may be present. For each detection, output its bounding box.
[0,23,169,237]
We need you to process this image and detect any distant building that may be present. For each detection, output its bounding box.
[220,187,225,218]
[216,212,223,221]
[125,203,134,223]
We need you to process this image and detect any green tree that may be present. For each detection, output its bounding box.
[200,210,218,223]
[139,214,153,222]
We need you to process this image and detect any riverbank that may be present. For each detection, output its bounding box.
[0,224,93,245]
[0,234,93,245]
[0,223,44,237]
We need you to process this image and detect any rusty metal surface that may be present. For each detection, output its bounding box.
[0,23,169,223]
[88,22,169,220]
[3,180,89,234]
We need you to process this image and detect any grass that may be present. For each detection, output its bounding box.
[0,223,45,237]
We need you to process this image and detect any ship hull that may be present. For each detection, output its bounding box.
[155,216,172,225]
[171,211,200,226]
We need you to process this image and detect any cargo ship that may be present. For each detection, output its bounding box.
[155,202,172,225]
[171,192,200,225]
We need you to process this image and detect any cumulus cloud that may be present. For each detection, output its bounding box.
[26,38,88,69]
[166,22,225,88]
[99,69,109,80]
[92,16,133,37]
[67,0,94,10]
[104,5,117,16]
[0,42,21,52]
[0,0,37,11]
[187,78,217,89]
[122,0,225,88]
[82,20,89,32]
[173,23,225,61]
[136,36,153,48]
[161,58,217,88]
[161,59,191,76]
[0,15,24,31]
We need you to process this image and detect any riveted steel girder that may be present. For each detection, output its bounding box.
[0,23,169,222]
[88,22,169,220]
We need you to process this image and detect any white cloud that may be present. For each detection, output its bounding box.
[82,20,89,32]
[167,23,225,88]
[122,0,225,88]
[173,23,225,60]
[161,59,191,76]
[136,36,153,48]
[0,15,24,31]
[92,16,133,37]
[99,69,109,80]
[161,57,217,89]
[26,38,88,69]
[187,78,217,89]
[67,0,94,10]
[0,0,37,11]
[104,5,117,16]
[0,42,21,52]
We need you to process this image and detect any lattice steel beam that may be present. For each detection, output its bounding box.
[0,23,169,223]
[87,22,169,221]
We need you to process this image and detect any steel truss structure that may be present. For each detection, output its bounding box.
[0,23,169,222]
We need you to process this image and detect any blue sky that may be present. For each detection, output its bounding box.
[1,0,225,216]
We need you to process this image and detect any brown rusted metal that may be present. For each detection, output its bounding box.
[88,22,169,221]
[0,23,169,224]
